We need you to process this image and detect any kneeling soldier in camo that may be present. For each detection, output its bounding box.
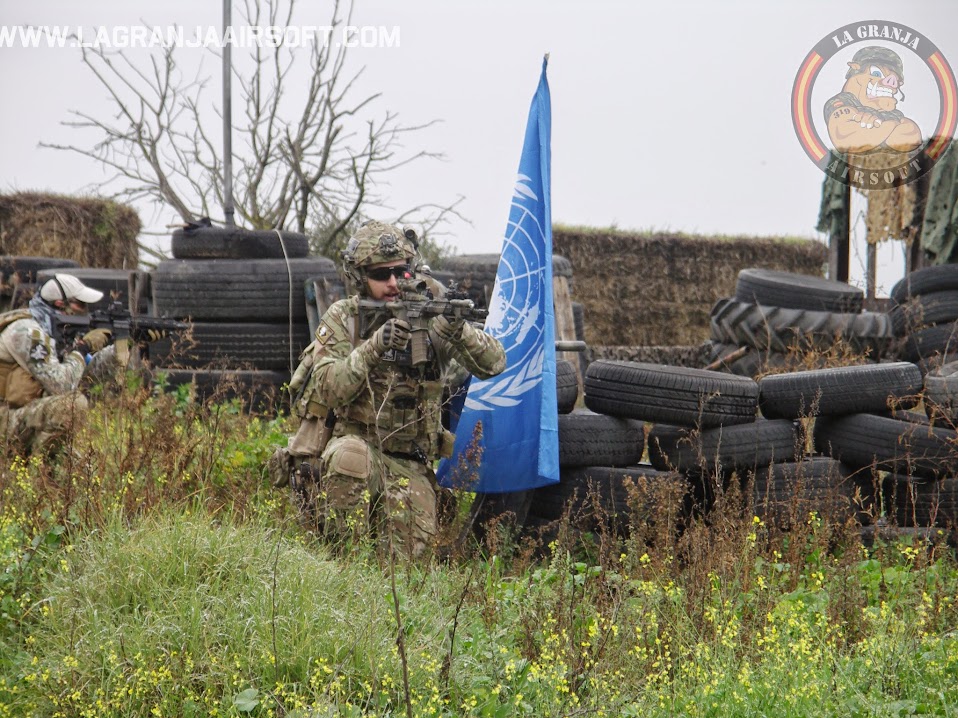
[272,221,506,558]
[0,274,123,454]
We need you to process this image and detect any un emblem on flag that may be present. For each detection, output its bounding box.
[465,173,548,410]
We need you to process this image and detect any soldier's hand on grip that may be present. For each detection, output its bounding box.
[433,314,464,342]
[81,328,113,353]
[372,318,411,353]
[141,328,168,343]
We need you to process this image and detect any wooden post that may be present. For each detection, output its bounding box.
[828,181,851,283]
[553,275,581,392]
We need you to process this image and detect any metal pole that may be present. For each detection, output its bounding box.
[222,0,235,227]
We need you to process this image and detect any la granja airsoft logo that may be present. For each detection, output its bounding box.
[792,21,957,189]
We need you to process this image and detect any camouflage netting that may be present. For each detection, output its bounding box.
[554,228,828,346]
[0,192,140,268]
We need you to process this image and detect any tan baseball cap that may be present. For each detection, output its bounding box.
[39,273,104,304]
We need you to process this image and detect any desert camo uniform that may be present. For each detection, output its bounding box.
[0,298,118,453]
[290,283,505,558]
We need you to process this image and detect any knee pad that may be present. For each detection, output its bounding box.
[324,436,372,480]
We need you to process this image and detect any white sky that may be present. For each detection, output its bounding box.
[1,1,956,296]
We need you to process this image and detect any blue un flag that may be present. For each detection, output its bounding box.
[438,57,559,493]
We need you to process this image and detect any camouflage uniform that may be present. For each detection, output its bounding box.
[286,245,506,556]
[0,310,117,453]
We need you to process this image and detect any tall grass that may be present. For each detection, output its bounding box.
[1,377,957,717]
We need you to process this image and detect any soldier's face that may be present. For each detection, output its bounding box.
[55,299,89,316]
[365,260,408,300]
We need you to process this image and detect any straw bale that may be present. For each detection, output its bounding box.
[554,228,827,346]
[0,192,140,268]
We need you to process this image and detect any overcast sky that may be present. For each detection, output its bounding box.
[1,1,956,295]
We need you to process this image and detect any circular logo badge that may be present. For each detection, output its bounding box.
[792,21,957,188]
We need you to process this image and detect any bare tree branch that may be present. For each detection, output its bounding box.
[45,0,459,262]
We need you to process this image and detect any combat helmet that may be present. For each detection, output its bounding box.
[342,220,418,294]
[846,45,906,85]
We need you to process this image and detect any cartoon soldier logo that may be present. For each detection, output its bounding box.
[824,46,922,154]
[792,22,958,189]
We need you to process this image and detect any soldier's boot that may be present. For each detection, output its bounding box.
[292,459,324,529]
[267,447,293,488]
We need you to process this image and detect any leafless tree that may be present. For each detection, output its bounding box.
[43,0,463,259]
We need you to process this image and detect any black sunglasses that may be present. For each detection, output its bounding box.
[366,265,410,281]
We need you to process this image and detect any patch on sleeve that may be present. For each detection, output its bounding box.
[316,322,336,345]
[28,328,51,363]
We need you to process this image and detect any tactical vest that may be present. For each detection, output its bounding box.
[0,310,46,408]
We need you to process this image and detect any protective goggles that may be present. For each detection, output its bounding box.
[365,264,410,281]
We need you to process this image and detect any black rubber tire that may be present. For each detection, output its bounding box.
[528,465,687,531]
[923,361,958,423]
[152,368,290,413]
[558,410,644,468]
[900,322,958,364]
[813,413,958,479]
[171,227,310,259]
[709,298,891,357]
[749,458,861,527]
[584,360,759,428]
[466,491,535,545]
[556,359,579,414]
[758,362,922,419]
[889,290,958,337]
[887,475,958,528]
[1,255,80,285]
[647,419,799,474]
[149,321,311,371]
[572,302,585,341]
[735,269,864,314]
[151,257,337,321]
[890,264,958,304]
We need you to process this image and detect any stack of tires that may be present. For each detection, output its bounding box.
[524,354,672,540]
[889,264,958,373]
[1,255,80,309]
[709,269,892,378]
[758,362,927,533]
[148,225,337,412]
[532,360,900,538]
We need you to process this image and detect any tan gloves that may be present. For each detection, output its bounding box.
[433,314,465,342]
[79,328,113,353]
[140,328,168,343]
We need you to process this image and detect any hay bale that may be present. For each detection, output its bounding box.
[554,228,827,346]
[0,192,140,268]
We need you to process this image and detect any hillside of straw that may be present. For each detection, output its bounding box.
[0,192,140,268]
